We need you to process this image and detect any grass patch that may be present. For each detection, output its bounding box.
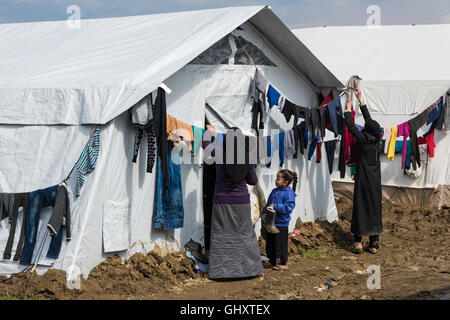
[300,248,325,259]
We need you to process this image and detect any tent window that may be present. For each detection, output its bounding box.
[188,37,231,65]
[234,36,276,66]
[188,36,276,66]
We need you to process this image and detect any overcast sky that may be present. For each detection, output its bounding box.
[1,0,449,28]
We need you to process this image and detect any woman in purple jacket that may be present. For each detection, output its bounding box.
[203,126,263,279]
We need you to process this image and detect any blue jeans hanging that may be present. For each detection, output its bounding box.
[20,185,65,265]
[153,142,184,229]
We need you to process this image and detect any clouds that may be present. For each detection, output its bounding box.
[0,0,449,27]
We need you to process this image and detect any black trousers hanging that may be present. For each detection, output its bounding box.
[132,127,157,173]
[251,99,264,131]
[265,226,289,265]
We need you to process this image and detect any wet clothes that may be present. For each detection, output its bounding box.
[408,108,429,168]
[324,140,337,174]
[3,193,29,261]
[266,85,281,110]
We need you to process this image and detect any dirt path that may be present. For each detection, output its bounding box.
[1,197,449,300]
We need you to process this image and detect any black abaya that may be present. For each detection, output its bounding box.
[344,105,383,237]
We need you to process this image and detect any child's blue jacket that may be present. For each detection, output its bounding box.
[263,186,296,227]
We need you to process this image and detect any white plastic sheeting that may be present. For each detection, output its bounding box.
[293,25,450,188]
[0,6,340,126]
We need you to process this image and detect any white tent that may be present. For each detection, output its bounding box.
[293,25,450,206]
[0,6,341,284]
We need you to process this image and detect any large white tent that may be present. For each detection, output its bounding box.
[0,6,342,284]
[293,25,450,207]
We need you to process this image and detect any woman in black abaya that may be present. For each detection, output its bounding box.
[343,89,383,254]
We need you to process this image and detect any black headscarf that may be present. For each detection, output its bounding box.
[362,119,382,141]
[222,128,255,184]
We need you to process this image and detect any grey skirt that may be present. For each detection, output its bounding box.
[208,203,263,279]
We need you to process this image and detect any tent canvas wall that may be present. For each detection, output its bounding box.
[0,6,341,283]
[293,25,450,208]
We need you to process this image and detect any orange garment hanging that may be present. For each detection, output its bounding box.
[166,115,194,151]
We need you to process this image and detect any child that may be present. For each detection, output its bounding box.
[263,169,297,270]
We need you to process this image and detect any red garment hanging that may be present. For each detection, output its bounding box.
[418,130,436,158]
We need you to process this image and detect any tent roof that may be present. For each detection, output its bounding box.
[0,6,341,125]
[292,24,450,83]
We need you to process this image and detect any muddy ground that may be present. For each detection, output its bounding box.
[1,196,449,300]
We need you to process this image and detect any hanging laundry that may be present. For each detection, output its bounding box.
[74,128,100,197]
[300,121,309,153]
[308,135,319,161]
[131,93,153,127]
[149,87,169,195]
[394,140,413,172]
[47,181,71,242]
[387,125,398,161]
[406,161,423,179]
[343,106,357,166]
[251,99,264,131]
[250,68,268,103]
[325,97,343,136]
[0,193,14,221]
[418,130,436,158]
[396,122,411,169]
[3,193,29,261]
[153,142,184,229]
[293,126,299,159]
[131,92,157,173]
[316,142,323,163]
[132,127,156,173]
[255,134,268,165]
[278,96,286,112]
[217,132,225,149]
[267,133,284,167]
[438,94,448,130]
[293,122,308,158]
[426,99,442,125]
[278,132,285,167]
[320,91,334,107]
[281,100,313,134]
[324,140,337,174]
[408,107,429,168]
[425,97,446,136]
[310,107,326,138]
[192,126,206,154]
[266,85,281,110]
[284,129,295,159]
[166,114,194,151]
[383,127,392,154]
[418,144,428,161]
[266,135,272,168]
[20,185,65,265]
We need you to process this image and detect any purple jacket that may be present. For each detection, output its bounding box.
[202,136,258,204]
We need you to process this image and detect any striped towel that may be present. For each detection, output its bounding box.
[74,128,100,197]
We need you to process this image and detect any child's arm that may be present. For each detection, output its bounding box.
[273,192,296,215]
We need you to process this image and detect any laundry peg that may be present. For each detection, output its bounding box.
[159,83,172,94]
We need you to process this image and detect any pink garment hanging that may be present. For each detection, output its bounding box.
[397,122,411,169]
